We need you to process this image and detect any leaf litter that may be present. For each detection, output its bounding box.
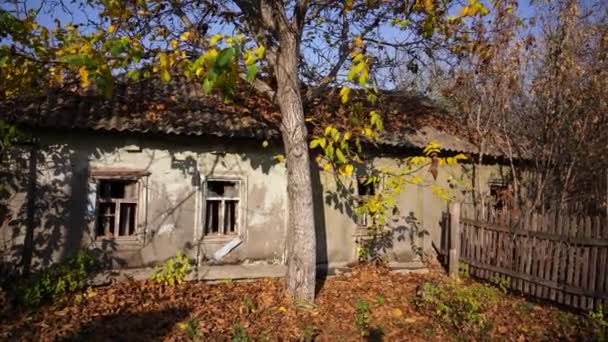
[0,264,598,341]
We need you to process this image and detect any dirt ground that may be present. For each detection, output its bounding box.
[0,264,600,341]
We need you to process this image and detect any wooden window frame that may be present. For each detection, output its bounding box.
[91,169,149,242]
[202,178,242,239]
[356,176,380,228]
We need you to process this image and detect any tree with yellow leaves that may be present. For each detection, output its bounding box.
[0,0,488,302]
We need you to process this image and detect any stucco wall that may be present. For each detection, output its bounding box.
[1,130,509,274]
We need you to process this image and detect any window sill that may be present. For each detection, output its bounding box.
[200,234,240,243]
[93,237,143,250]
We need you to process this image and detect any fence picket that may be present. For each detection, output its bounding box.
[456,206,607,311]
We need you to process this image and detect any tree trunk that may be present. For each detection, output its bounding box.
[274,31,316,302]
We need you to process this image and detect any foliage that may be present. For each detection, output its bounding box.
[17,249,97,307]
[354,298,372,336]
[177,317,200,340]
[302,325,318,342]
[458,262,470,278]
[0,264,600,340]
[489,275,510,294]
[231,323,250,342]
[589,305,608,341]
[0,0,488,302]
[241,297,257,315]
[414,280,500,335]
[150,251,191,286]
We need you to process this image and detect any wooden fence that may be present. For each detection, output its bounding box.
[447,203,608,310]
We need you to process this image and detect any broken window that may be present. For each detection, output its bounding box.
[96,179,139,238]
[356,177,377,227]
[489,180,514,210]
[204,180,240,237]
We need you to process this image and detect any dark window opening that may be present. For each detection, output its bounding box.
[204,180,240,236]
[357,178,376,227]
[96,179,139,238]
[489,181,512,210]
[357,178,376,197]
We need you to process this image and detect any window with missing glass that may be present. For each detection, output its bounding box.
[96,179,139,238]
[357,177,377,227]
[204,179,241,237]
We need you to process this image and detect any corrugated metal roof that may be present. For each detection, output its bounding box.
[0,77,502,156]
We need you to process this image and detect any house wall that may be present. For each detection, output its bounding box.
[0,130,508,275]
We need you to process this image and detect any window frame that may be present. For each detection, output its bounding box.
[201,177,243,239]
[90,169,149,243]
[356,176,380,228]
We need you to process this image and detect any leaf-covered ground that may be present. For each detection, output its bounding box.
[0,265,600,341]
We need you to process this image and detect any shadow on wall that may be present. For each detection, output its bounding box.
[321,166,430,262]
[0,131,289,276]
[363,211,429,260]
[0,143,100,276]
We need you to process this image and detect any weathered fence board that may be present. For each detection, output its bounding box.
[456,206,608,310]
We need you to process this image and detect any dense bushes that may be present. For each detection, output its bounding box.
[150,251,192,286]
[414,280,500,336]
[16,249,97,307]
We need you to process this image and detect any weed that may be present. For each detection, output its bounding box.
[515,301,534,313]
[231,323,250,342]
[178,317,199,340]
[589,305,608,341]
[242,297,256,315]
[18,249,97,307]
[303,324,318,342]
[414,280,500,336]
[355,298,371,336]
[150,251,191,286]
[489,275,510,294]
[459,262,470,278]
[375,295,385,305]
[356,246,370,262]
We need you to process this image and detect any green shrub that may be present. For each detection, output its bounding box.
[458,262,470,278]
[589,305,608,341]
[19,249,97,307]
[303,325,318,342]
[355,298,371,336]
[414,281,499,335]
[185,317,199,339]
[489,274,510,294]
[150,251,192,286]
[231,323,250,342]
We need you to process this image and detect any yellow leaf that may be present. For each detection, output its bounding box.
[255,45,265,59]
[344,0,353,11]
[354,36,364,48]
[108,24,116,34]
[262,140,269,148]
[170,40,178,49]
[410,176,424,184]
[177,322,188,330]
[180,31,191,41]
[209,34,223,46]
[342,164,354,177]
[158,52,168,67]
[78,67,90,88]
[339,86,350,104]
[392,308,403,317]
[323,163,331,171]
[244,53,256,65]
[274,155,285,163]
[278,306,287,313]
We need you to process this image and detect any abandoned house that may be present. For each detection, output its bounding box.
[0,77,514,278]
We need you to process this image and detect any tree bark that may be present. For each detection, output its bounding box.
[274,31,316,302]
